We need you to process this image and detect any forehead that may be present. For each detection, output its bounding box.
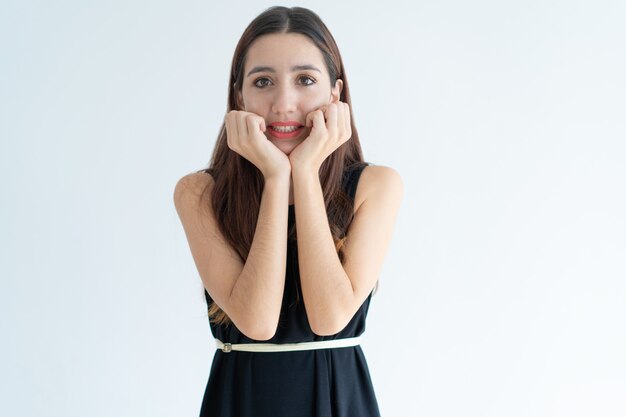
[244,33,326,73]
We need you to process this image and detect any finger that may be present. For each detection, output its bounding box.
[236,111,248,140]
[246,114,264,137]
[312,110,326,131]
[337,103,350,143]
[306,109,320,128]
[326,103,338,137]
[225,112,237,144]
[334,103,344,137]
[343,103,352,138]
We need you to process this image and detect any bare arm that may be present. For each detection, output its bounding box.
[292,165,403,336]
[174,172,290,340]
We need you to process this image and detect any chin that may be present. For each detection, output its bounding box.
[269,138,300,154]
[277,144,296,155]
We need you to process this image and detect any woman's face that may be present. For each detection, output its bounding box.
[238,32,343,155]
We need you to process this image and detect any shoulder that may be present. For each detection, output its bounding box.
[173,170,214,212]
[353,164,404,213]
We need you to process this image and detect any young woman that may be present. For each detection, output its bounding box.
[174,6,403,417]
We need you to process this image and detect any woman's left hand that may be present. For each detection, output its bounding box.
[288,101,352,173]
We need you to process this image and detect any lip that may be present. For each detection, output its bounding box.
[267,121,305,140]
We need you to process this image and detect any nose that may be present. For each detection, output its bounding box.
[271,84,297,114]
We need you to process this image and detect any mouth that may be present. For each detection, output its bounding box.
[267,122,305,139]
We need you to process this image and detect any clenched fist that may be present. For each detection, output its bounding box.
[224,110,291,180]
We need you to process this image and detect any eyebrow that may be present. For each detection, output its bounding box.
[246,64,322,77]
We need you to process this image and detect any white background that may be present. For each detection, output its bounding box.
[2,1,625,416]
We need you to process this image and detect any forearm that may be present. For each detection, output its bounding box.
[229,175,290,339]
[292,169,354,335]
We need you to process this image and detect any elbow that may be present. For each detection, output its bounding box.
[248,327,277,341]
[309,317,346,337]
[238,318,279,341]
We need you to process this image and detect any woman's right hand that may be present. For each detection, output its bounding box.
[224,110,291,180]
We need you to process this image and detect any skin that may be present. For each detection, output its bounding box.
[225,32,349,203]
[175,32,404,338]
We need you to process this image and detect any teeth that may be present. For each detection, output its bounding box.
[271,125,300,132]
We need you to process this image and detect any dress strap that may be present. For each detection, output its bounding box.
[343,163,370,202]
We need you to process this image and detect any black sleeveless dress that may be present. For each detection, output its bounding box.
[199,163,381,417]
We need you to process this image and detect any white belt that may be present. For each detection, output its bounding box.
[215,336,362,353]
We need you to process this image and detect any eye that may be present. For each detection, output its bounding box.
[253,77,272,88]
[298,75,316,86]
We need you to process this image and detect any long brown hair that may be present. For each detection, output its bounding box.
[197,6,370,326]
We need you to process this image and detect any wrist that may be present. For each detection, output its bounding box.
[263,172,291,185]
[262,163,291,182]
[291,164,319,181]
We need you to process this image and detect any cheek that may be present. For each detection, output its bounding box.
[302,92,330,109]
[241,86,260,102]
[301,89,331,111]
[242,93,266,111]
